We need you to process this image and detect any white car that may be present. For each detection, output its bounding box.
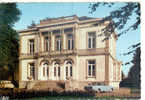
[0,81,14,88]
[84,83,114,92]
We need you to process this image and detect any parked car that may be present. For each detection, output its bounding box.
[0,81,14,88]
[84,83,114,92]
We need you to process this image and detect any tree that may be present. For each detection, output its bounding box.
[120,47,140,88]
[0,3,21,27]
[0,3,21,87]
[0,25,19,79]
[90,2,141,88]
[128,47,141,88]
[89,2,140,45]
[27,20,36,29]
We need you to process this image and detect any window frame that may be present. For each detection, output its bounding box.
[55,35,62,51]
[87,32,96,49]
[54,62,61,77]
[28,62,35,80]
[28,39,35,54]
[43,67,45,77]
[86,59,96,78]
[67,34,74,50]
[44,36,50,52]
[65,61,73,79]
[47,67,49,77]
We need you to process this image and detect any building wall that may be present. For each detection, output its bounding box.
[108,55,121,88]
[77,26,106,50]
[109,33,116,58]
[20,59,36,81]
[21,34,38,54]
[19,18,121,89]
[20,24,107,54]
[77,55,105,82]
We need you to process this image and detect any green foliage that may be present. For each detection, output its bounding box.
[27,20,36,29]
[128,47,140,88]
[90,2,140,36]
[0,3,21,84]
[0,3,21,27]
[89,2,140,44]
[0,25,19,76]
[120,47,140,88]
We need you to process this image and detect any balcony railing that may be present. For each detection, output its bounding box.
[20,49,77,59]
[19,48,107,59]
[19,53,39,59]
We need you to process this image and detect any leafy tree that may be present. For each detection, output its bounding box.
[120,47,140,88]
[0,25,19,85]
[89,2,140,44]
[0,3,21,87]
[90,2,141,88]
[0,3,21,27]
[28,20,36,29]
[128,47,140,88]
[121,71,126,80]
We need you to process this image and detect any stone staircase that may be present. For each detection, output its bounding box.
[30,80,65,91]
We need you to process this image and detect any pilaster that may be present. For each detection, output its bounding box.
[105,39,110,85]
[62,28,66,50]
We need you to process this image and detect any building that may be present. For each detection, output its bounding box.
[19,15,122,89]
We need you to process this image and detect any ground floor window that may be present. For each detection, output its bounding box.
[66,61,73,79]
[43,67,45,76]
[87,60,96,77]
[43,63,49,77]
[54,62,61,77]
[70,66,72,77]
[66,66,68,77]
[29,63,35,80]
[58,67,60,77]
[54,67,56,76]
[47,67,49,77]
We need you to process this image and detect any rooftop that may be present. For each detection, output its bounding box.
[20,15,102,32]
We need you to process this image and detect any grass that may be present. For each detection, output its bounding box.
[23,96,141,100]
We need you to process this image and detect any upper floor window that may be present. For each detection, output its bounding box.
[55,35,62,51]
[88,32,96,49]
[44,37,50,52]
[87,60,96,77]
[67,34,74,50]
[29,39,35,54]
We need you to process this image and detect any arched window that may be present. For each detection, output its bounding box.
[54,62,61,77]
[43,63,48,77]
[66,61,73,79]
[47,67,49,77]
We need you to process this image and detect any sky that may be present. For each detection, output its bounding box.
[14,2,140,76]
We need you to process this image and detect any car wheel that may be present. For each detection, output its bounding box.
[98,88,101,93]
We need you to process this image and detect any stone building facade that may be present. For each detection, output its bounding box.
[19,15,122,89]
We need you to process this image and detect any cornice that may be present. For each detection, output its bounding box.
[18,18,102,34]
